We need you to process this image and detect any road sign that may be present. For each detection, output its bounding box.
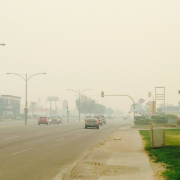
[139,99,145,103]
[47,97,59,101]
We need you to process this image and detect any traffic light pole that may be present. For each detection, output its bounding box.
[151,93,155,116]
[101,94,136,120]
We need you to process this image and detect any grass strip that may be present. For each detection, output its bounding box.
[140,129,180,180]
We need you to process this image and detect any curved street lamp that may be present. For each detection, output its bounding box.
[67,89,91,121]
[7,73,46,125]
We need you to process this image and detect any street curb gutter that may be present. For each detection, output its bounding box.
[63,162,77,180]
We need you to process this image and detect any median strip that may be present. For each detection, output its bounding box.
[12,148,33,155]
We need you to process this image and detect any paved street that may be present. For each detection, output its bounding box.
[0,118,125,180]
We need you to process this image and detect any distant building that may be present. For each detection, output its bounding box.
[0,95,21,119]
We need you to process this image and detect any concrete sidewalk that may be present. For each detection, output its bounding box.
[65,126,164,180]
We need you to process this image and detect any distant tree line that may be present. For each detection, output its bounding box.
[75,95,123,116]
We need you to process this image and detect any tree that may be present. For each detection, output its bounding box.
[114,109,122,116]
[76,95,96,115]
[106,108,114,115]
[94,103,106,115]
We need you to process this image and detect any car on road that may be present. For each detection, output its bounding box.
[100,115,106,124]
[49,116,62,124]
[38,116,49,125]
[94,115,103,126]
[85,118,99,129]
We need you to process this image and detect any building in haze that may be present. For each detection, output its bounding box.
[0,95,21,119]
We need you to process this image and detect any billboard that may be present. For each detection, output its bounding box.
[47,97,59,101]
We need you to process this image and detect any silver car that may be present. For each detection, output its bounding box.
[85,118,99,129]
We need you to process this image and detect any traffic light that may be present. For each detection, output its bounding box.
[133,105,136,111]
[101,91,104,97]
[148,92,151,97]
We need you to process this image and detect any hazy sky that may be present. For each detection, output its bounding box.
[1,0,180,112]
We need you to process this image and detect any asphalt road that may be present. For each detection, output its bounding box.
[0,118,126,180]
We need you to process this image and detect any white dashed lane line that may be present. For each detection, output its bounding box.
[75,133,81,135]
[55,138,65,142]
[37,132,45,134]
[4,136,19,140]
[12,148,33,155]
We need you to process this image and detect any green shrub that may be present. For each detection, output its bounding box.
[165,114,178,120]
[134,119,168,125]
[152,116,167,120]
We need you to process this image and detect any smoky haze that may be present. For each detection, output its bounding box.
[0,0,180,111]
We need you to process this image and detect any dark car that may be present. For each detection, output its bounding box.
[85,118,99,129]
[38,116,48,125]
[49,116,62,124]
[100,115,106,124]
[94,115,103,126]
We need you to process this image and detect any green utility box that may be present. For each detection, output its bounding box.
[151,127,165,148]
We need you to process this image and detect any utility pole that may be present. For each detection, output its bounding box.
[67,89,91,122]
[79,90,80,122]
[67,106,69,123]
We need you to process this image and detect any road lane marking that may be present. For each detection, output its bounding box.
[4,136,19,140]
[75,133,81,135]
[55,138,65,142]
[0,125,25,128]
[12,148,33,155]
[37,132,45,134]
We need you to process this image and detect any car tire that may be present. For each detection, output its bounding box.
[97,126,99,129]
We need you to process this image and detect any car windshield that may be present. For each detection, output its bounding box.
[40,117,46,119]
[94,116,100,119]
[87,119,97,122]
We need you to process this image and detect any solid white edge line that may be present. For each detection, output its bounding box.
[4,136,19,140]
[55,138,65,142]
[12,148,33,155]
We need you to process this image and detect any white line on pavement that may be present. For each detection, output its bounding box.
[4,136,19,140]
[75,133,81,135]
[55,138,65,142]
[12,148,33,155]
[37,132,45,134]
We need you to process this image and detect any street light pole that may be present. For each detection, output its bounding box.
[79,90,80,122]
[67,89,91,122]
[25,74,28,124]
[7,73,46,125]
